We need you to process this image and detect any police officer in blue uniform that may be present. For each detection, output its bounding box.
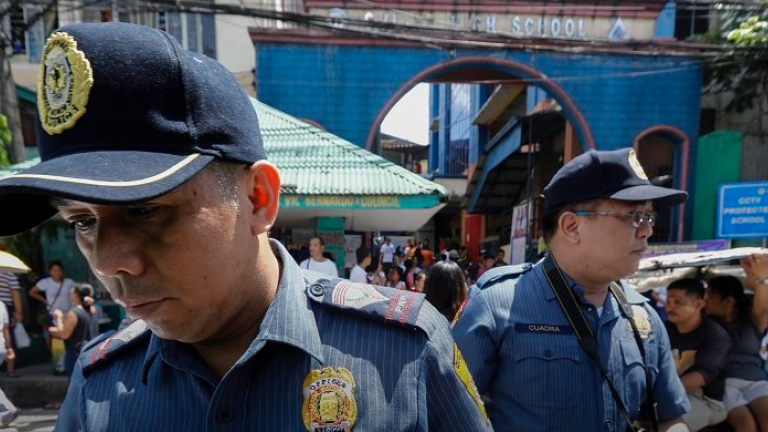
[0,23,491,431]
[453,148,691,432]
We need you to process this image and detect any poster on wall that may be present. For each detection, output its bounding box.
[510,201,531,265]
[344,235,362,270]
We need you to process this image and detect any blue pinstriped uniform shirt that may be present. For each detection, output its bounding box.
[452,263,690,432]
[56,241,491,432]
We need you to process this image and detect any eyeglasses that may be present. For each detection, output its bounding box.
[573,210,657,228]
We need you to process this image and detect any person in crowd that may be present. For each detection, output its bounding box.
[349,247,370,283]
[494,249,507,267]
[424,261,469,323]
[0,23,489,430]
[0,301,18,426]
[476,252,496,279]
[404,259,421,290]
[665,278,730,431]
[413,270,427,293]
[393,253,406,273]
[0,272,23,377]
[29,261,75,326]
[299,236,338,277]
[387,266,406,291]
[379,237,396,275]
[421,244,434,268]
[453,148,690,431]
[705,254,768,432]
[49,284,97,378]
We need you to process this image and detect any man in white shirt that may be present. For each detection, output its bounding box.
[349,247,371,283]
[379,237,396,275]
[299,237,338,277]
[29,261,75,316]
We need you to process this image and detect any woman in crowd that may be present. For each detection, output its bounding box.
[705,253,768,432]
[423,261,468,322]
[387,266,406,291]
[413,270,426,293]
[49,284,97,377]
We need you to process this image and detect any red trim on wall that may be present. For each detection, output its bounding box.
[633,125,690,242]
[365,56,595,153]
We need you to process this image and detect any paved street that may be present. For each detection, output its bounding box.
[0,409,57,432]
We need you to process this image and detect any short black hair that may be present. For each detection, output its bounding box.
[48,260,64,271]
[542,199,603,243]
[667,278,705,299]
[708,275,749,313]
[310,236,325,246]
[356,246,370,264]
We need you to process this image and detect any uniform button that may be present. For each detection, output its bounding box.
[216,407,234,423]
[543,349,554,359]
[309,283,325,297]
[604,420,612,430]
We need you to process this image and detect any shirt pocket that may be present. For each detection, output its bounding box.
[620,337,659,418]
[512,334,583,408]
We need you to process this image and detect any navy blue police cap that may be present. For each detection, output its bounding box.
[0,22,266,237]
[542,147,687,216]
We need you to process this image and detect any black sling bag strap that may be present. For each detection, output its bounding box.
[609,282,660,432]
[542,254,657,432]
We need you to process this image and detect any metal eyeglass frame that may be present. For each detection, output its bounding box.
[573,210,657,228]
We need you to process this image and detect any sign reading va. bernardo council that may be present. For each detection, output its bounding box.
[717,182,768,239]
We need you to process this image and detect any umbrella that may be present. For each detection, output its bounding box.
[0,250,30,273]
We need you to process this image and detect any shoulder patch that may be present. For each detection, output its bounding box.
[476,263,532,290]
[82,319,151,377]
[305,275,426,330]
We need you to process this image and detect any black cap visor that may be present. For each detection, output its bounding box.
[609,184,688,206]
[0,150,215,237]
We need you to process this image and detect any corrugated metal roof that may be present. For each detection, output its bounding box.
[0,98,446,199]
[255,99,444,197]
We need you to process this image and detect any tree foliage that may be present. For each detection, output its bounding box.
[704,2,768,114]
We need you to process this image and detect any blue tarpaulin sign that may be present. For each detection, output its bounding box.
[717,182,768,239]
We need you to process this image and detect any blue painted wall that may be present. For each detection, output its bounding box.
[255,44,702,236]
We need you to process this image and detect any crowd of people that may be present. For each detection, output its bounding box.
[0,261,102,419]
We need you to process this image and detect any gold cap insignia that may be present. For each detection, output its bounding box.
[628,149,649,180]
[302,367,358,432]
[454,344,488,419]
[630,305,652,339]
[37,32,94,135]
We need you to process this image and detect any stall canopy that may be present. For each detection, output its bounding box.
[0,99,446,232]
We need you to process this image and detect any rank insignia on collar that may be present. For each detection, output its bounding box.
[37,32,94,135]
[630,305,652,339]
[302,367,358,432]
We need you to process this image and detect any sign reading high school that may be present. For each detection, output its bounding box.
[306,0,666,41]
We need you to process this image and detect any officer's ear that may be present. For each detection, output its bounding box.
[558,211,581,245]
[244,160,281,235]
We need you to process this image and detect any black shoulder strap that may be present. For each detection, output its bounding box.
[610,283,660,432]
[542,255,650,432]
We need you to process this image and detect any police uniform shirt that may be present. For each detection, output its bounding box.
[452,263,690,432]
[56,240,491,432]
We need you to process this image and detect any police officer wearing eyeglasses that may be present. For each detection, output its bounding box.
[453,148,691,432]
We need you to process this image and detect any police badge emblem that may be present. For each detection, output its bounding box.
[627,149,649,180]
[37,32,94,135]
[630,305,652,339]
[302,367,358,432]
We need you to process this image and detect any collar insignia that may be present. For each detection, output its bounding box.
[37,32,94,135]
[302,367,358,432]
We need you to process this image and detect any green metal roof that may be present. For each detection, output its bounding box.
[0,99,446,201]
[254,98,444,198]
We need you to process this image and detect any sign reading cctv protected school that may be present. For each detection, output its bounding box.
[717,182,768,239]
